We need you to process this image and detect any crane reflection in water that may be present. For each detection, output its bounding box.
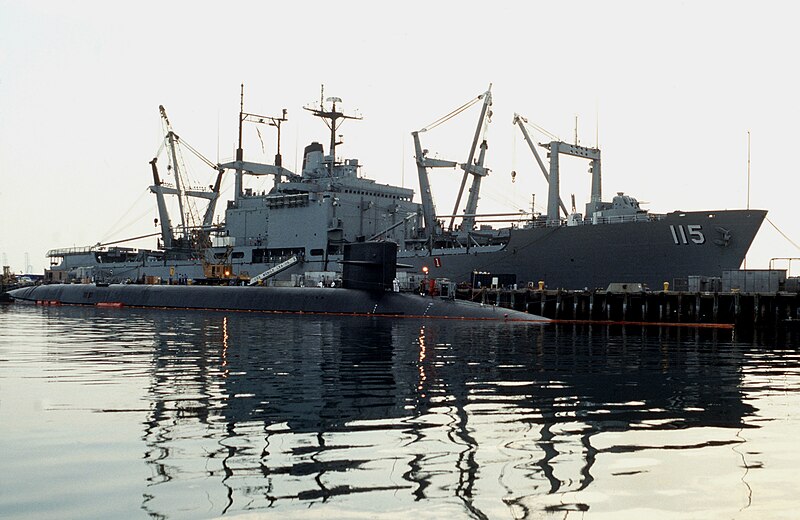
[138,313,755,518]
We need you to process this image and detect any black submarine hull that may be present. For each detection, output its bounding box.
[7,284,548,322]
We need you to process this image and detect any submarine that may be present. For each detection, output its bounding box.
[8,243,547,322]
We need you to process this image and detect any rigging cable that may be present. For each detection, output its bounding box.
[523,119,560,142]
[419,95,482,133]
[153,139,166,160]
[171,135,201,230]
[96,232,163,248]
[180,138,218,170]
[481,189,530,214]
[766,217,800,252]
[99,188,151,243]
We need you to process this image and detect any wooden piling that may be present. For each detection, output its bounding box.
[458,287,800,329]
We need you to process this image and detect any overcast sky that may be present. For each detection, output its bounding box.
[2,1,798,274]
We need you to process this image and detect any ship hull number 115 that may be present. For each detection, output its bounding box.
[670,224,705,245]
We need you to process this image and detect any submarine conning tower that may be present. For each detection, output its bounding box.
[341,242,397,292]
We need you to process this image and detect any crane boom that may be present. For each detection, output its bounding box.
[160,105,188,232]
[513,114,568,218]
[149,158,174,249]
[202,168,224,229]
[411,131,443,238]
[460,140,489,231]
[449,86,493,232]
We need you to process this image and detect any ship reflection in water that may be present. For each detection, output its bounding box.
[139,313,753,517]
[2,306,800,519]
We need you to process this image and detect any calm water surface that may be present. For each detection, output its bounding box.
[1,304,799,519]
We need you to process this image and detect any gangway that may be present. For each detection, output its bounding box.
[248,255,300,286]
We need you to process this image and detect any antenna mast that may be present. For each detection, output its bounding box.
[744,130,751,270]
[595,101,599,148]
[574,115,578,145]
[237,83,289,165]
[237,84,244,161]
[304,87,362,173]
[747,130,751,210]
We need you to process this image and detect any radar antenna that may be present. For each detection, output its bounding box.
[304,86,362,174]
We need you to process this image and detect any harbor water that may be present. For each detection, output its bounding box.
[1,304,799,519]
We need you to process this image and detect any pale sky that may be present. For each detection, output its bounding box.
[2,1,798,274]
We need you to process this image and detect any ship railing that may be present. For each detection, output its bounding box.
[523,212,666,229]
[47,246,97,257]
[590,213,665,225]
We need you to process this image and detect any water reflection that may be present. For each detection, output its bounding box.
[9,304,800,518]
[131,312,759,518]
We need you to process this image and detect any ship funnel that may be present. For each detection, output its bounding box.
[302,142,325,177]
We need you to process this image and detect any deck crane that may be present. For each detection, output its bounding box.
[460,138,490,232]
[412,86,493,237]
[512,113,602,223]
[149,105,224,251]
[411,132,456,238]
[149,158,175,249]
[449,86,492,232]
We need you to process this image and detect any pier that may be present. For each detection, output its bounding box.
[459,288,800,329]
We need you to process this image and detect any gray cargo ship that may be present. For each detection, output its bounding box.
[45,86,766,290]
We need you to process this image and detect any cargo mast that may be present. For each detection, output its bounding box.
[412,87,493,237]
[149,106,223,252]
[513,114,601,222]
[452,86,492,232]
